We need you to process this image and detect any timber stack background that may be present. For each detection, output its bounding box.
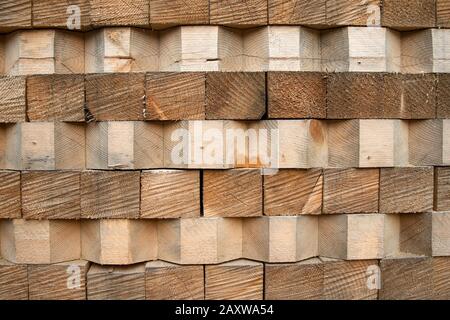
[0,0,450,300]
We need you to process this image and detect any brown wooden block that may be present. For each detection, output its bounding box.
[326,0,381,26]
[432,212,450,256]
[210,0,268,26]
[27,75,85,122]
[323,259,378,300]
[323,168,379,214]
[0,0,31,32]
[0,259,28,300]
[268,72,326,119]
[89,0,149,27]
[437,0,450,27]
[264,169,322,215]
[380,167,433,213]
[433,257,450,299]
[380,257,433,300]
[145,261,204,300]
[408,120,444,166]
[149,0,209,27]
[268,0,326,25]
[438,74,450,118]
[28,260,89,300]
[32,0,91,30]
[265,258,324,300]
[206,72,265,120]
[327,120,359,167]
[203,169,262,217]
[141,170,200,218]
[0,76,26,123]
[0,171,21,219]
[382,0,436,29]
[435,167,450,211]
[22,171,81,219]
[85,73,145,121]
[146,72,206,120]
[81,171,140,219]
[205,260,263,300]
[87,264,146,300]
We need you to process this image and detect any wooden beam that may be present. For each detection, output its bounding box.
[433,257,450,299]
[323,168,379,214]
[32,0,91,30]
[205,259,263,300]
[27,75,85,122]
[0,0,31,32]
[145,261,204,300]
[268,72,326,119]
[268,0,326,25]
[264,169,322,216]
[0,259,28,300]
[22,171,81,219]
[146,72,206,120]
[81,171,140,219]
[210,0,268,26]
[327,120,359,167]
[0,76,26,123]
[409,120,443,166]
[203,169,262,217]
[149,0,209,28]
[141,170,200,218]
[432,212,450,256]
[325,0,381,27]
[89,0,149,27]
[87,264,146,300]
[28,260,89,300]
[205,72,265,119]
[437,0,450,28]
[81,220,157,265]
[379,167,434,213]
[382,0,436,30]
[0,219,80,264]
[85,73,146,120]
[0,171,21,219]
[435,167,450,212]
[437,74,450,118]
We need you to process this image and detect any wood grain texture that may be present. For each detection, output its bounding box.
[379,257,433,300]
[265,258,324,300]
[433,257,450,299]
[141,170,200,218]
[146,72,206,120]
[89,0,149,27]
[437,74,450,118]
[28,260,89,300]
[380,167,433,213]
[203,169,262,217]
[433,212,450,256]
[0,0,31,32]
[382,0,436,29]
[145,261,204,300]
[210,0,268,26]
[206,72,265,120]
[87,264,145,300]
[85,73,145,121]
[0,76,26,123]
[268,72,326,119]
[437,0,450,27]
[205,260,263,300]
[22,171,81,219]
[0,259,28,300]
[27,75,85,122]
[435,167,450,212]
[323,259,378,300]
[326,0,381,26]
[0,171,21,219]
[264,169,322,215]
[150,0,209,27]
[327,120,359,167]
[32,0,91,30]
[268,0,326,25]
[81,171,140,219]
[409,120,444,166]
[323,169,379,214]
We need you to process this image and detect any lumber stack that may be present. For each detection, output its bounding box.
[0,0,450,301]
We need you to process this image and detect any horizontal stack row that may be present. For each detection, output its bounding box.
[1,0,450,30]
[0,26,450,73]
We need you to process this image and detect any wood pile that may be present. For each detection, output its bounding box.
[0,0,450,300]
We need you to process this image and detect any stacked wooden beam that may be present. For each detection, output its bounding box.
[1,0,450,301]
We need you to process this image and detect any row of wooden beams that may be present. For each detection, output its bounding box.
[1,213,449,265]
[2,1,449,31]
[1,27,450,74]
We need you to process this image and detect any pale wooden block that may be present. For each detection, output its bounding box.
[433,212,450,257]
[321,27,401,72]
[86,121,163,170]
[409,120,444,166]
[359,119,408,167]
[157,218,242,264]
[243,26,320,71]
[85,27,159,73]
[81,219,157,265]
[4,30,84,75]
[243,216,318,263]
[319,214,384,260]
[0,219,80,264]
[444,120,450,165]
[0,122,85,170]
[159,26,242,71]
